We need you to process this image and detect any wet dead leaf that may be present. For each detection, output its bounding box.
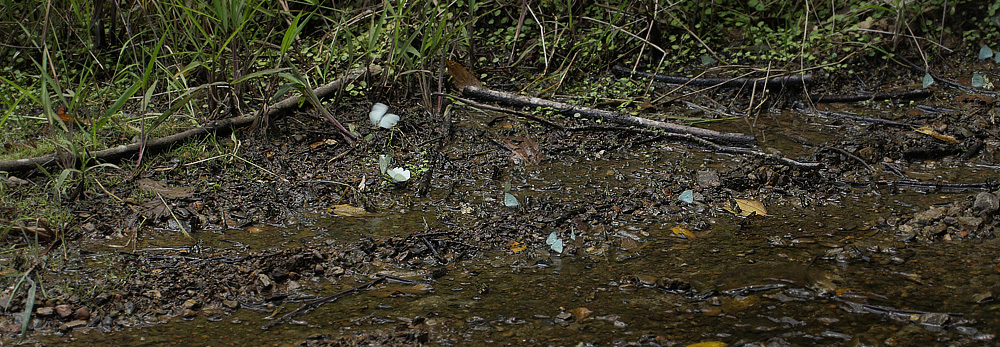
[501,136,543,165]
[687,341,729,347]
[503,240,527,254]
[953,94,996,104]
[914,125,959,143]
[330,204,366,217]
[445,60,483,89]
[671,226,696,239]
[723,198,768,217]
[57,106,90,125]
[685,342,728,347]
[620,237,640,250]
[309,139,338,148]
[569,307,593,320]
[136,179,193,199]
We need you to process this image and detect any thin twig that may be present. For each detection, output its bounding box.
[612,65,812,89]
[810,89,931,103]
[156,192,191,238]
[261,277,385,330]
[794,103,914,127]
[433,92,565,130]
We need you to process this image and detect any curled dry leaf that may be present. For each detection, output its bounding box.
[914,125,959,143]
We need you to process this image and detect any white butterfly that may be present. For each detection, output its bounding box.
[369,103,400,129]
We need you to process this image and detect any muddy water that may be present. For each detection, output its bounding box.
[48,189,1000,346]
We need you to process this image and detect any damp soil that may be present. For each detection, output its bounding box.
[5,60,1000,346]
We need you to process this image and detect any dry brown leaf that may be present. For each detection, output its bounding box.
[445,60,483,89]
[953,94,996,104]
[501,136,543,165]
[671,226,696,239]
[136,179,193,199]
[723,198,768,217]
[503,240,527,254]
[569,307,593,320]
[309,139,338,148]
[914,125,959,143]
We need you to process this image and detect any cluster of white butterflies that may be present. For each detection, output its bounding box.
[370,103,408,182]
[369,103,399,129]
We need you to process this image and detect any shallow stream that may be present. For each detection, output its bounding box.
[40,105,1000,346]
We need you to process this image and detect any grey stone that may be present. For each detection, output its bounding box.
[695,170,721,187]
[973,192,999,213]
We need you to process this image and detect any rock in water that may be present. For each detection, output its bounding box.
[973,192,999,214]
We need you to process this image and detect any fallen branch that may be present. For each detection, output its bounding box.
[675,132,822,169]
[261,276,384,330]
[611,65,812,89]
[840,179,997,191]
[572,125,820,169]
[0,219,57,239]
[261,273,423,330]
[0,65,381,174]
[433,92,565,130]
[810,89,931,103]
[445,62,756,146]
[794,103,914,127]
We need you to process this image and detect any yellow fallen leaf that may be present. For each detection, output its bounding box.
[835,288,864,296]
[671,226,696,239]
[914,125,959,143]
[686,342,728,347]
[330,204,366,217]
[504,240,527,254]
[723,198,768,217]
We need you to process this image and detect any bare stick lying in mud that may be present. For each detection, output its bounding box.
[841,179,998,191]
[590,125,821,169]
[0,65,382,174]
[261,274,421,330]
[445,61,757,146]
[611,65,812,89]
[793,103,915,127]
[810,89,931,103]
[261,276,385,330]
[671,132,822,169]
[433,93,566,130]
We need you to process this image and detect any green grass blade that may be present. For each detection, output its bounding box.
[232,67,290,85]
[18,278,36,343]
